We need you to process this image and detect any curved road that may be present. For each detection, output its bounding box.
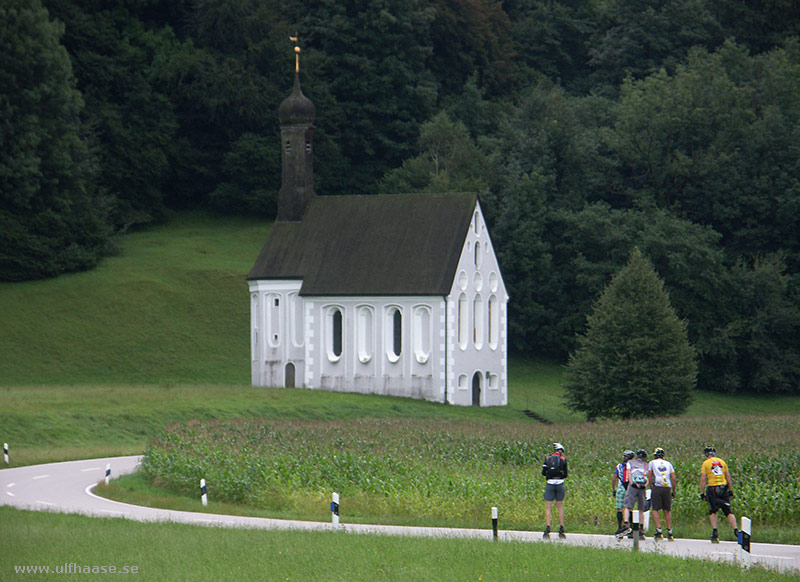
[2,456,799,573]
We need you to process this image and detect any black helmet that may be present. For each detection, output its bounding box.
[653,447,665,459]
[636,448,647,459]
[623,450,635,460]
[703,446,716,456]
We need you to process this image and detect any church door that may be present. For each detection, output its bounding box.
[472,372,481,407]
[285,363,296,388]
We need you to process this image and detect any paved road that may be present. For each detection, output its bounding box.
[3,456,799,573]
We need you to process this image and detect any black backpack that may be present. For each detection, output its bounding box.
[544,454,566,479]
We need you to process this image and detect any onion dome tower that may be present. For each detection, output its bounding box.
[276,38,315,222]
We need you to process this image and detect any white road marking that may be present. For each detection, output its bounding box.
[6,482,15,488]
[81,467,101,472]
[6,491,15,497]
[36,500,55,506]
[32,474,49,480]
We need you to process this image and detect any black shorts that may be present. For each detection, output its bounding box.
[651,486,672,511]
[706,485,732,515]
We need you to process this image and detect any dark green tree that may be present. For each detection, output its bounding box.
[288,0,439,193]
[564,248,697,419]
[700,254,800,394]
[379,111,489,194]
[428,0,516,97]
[156,0,288,208]
[506,0,597,91]
[44,0,180,228]
[587,0,721,94]
[611,40,800,257]
[208,133,279,216]
[0,0,112,281]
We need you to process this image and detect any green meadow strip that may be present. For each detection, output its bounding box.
[2,507,793,582]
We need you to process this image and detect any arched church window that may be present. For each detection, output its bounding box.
[385,306,402,363]
[326,306,343,362]
[413,306,431,364]
[458,293,468,350]
[473,294,483,349]
[356,306,373,363]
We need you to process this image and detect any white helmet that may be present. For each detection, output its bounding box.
[553,442,564,452]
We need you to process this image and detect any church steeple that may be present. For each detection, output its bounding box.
[276,37,315,222]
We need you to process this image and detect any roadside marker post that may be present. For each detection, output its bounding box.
[331,492,340,527]
[105,463,111,485]
[642,489,651,531]
[200,478,208,507]
[491,507,498,541]
[631,514,640,552]
[3,443,8,465]
[739,516,752,567]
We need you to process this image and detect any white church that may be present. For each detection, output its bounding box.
[247,58,509,407]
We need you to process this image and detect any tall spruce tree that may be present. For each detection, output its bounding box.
[564,248,697,419]
[0,0,111,281]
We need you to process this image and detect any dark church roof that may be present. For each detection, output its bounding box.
[248,193,477,296]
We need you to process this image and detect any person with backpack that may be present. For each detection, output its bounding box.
[648,447,677,541]
[615,448,649,539]
[542,442,568,539]
[612,450,635,532]
[700,446,738,543]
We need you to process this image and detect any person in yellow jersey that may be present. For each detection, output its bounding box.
[699,446,738,543]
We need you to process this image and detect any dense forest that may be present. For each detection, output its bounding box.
[2,0,800,394]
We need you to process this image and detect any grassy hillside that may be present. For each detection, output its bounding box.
[0,212,270,386]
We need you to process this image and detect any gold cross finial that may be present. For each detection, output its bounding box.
[289,34,300,73]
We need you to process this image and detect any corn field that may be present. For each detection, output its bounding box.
[141,415,800,531]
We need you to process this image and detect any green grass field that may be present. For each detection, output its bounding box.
[2,212,800,579]
[2,507,793,582]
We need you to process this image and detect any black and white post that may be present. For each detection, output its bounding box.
[631,510,641,552]
[3,443,7,465]
[491,506,498,541]
[200,478,208,507]
[739,516,752,567]
[331,492,340,527]
[104,463,111,485]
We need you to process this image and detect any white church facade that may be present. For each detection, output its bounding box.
[248,62,508,407]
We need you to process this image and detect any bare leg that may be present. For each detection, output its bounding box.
[727,513,737,529]
[556,500,564,527]
[545,499,553,528]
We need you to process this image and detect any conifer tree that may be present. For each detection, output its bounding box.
[564,248,697,419]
